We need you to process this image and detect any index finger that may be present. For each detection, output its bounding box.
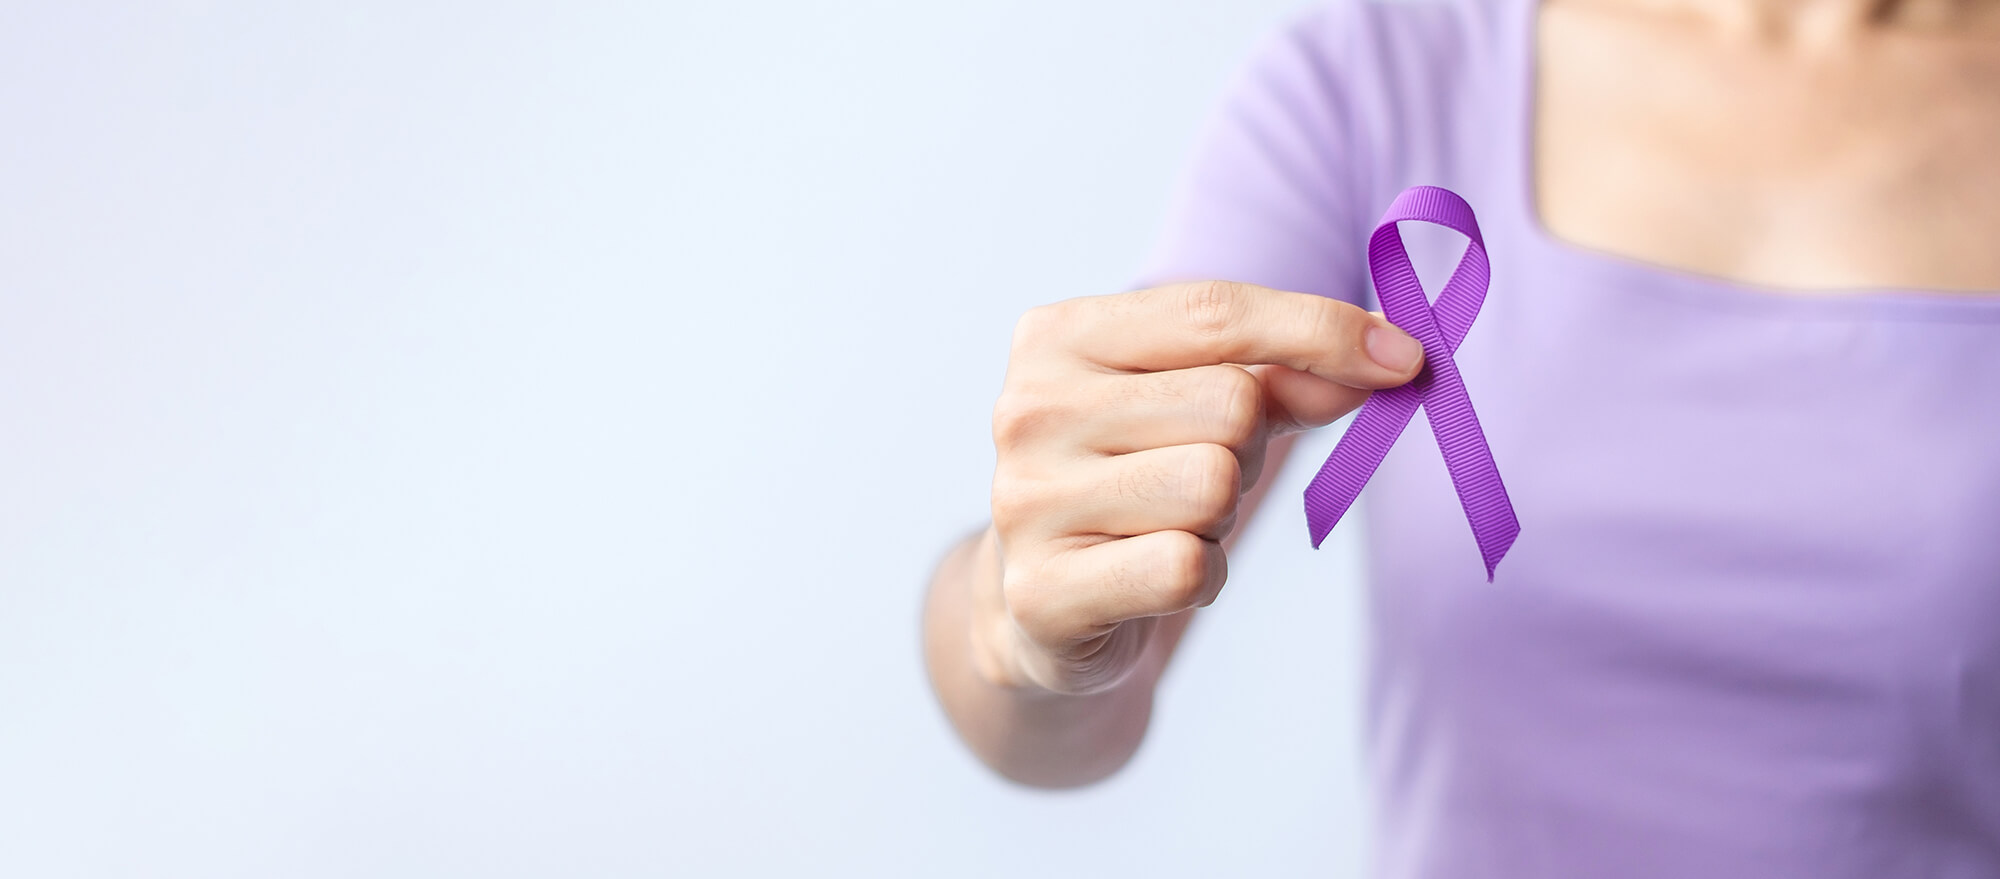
[1048,281,1424,389]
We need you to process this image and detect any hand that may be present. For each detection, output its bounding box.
[976,281,1426,696]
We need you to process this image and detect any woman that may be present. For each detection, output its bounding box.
[923,0,2000,873]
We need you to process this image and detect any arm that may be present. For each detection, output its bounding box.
[923,8,1389,789]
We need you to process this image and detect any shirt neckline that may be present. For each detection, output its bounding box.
[1501,0,2000,323]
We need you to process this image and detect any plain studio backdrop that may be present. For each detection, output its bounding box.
[0,1,1397,876]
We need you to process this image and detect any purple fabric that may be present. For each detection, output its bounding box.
[1304,186,1519,579]
[1136,1,2000,876]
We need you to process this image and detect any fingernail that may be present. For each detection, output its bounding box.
[1365,325,1424,373]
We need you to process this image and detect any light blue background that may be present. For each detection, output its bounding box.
[0,2,1374,875]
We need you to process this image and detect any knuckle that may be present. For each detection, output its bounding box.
[1308,296,1367,351]
[1010,302,1066,352]
[1209,366,1264,448]
[1153,531,1216,608]
[987,471,1043,531]
[1180,443,1241,522]
[990,391,1052,449]
[999,569,1060,642]
[1005,556,1096,650]
[1178,280,1248,337]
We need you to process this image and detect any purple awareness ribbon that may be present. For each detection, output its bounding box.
[1302,185,1520,580]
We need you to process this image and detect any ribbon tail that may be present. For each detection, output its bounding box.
[1412,352,1520,580]
[1303,383,1424,548]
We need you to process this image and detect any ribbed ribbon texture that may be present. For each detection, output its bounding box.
[1302,186,1520,580]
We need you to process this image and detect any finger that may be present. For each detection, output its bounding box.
[1037,281,1425,388]
[1000,361,1369,460]
[1243,363,1375,436]
[1011,531,1227,642]
[1067,362,1375,451]
[1014,443,1243,543]
[1068,364,1266,456]
[1009,616,1159,696]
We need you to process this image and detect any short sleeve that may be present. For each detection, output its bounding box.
[1133,4,1375,305]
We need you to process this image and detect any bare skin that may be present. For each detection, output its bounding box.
[925,284,1424,787]
[1537,0,2000,292]
[927,0,2000,790]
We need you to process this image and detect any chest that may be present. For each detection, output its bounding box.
[1532,8,2000,292]
[1362,274,2000,818]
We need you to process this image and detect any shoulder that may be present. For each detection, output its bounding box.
[1251,0,1522,195]
[1135,0,1523,299]
[1271,0,1508,78]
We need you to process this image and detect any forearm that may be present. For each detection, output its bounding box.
[922,527,1183,789]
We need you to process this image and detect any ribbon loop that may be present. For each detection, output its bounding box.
[1302,186,1519,580]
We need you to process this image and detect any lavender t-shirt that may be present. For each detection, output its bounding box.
[1138,0,2000,875]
